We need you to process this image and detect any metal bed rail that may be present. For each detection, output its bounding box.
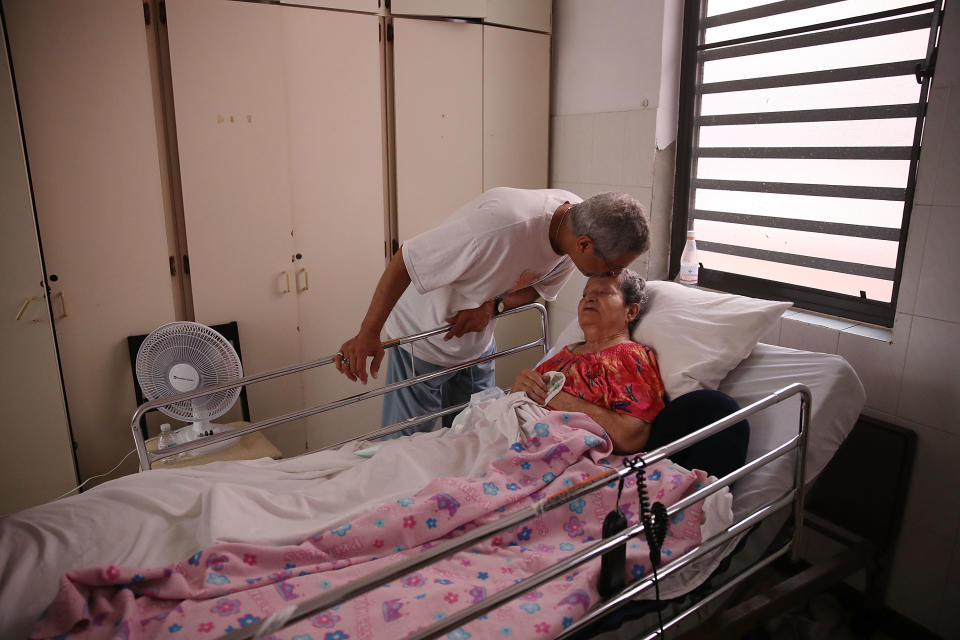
[130,302,549,471]
[217,382,812,640]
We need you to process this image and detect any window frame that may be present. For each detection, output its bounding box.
[671,0,946,327]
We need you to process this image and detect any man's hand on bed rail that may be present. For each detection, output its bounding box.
[336,247,410,383]
[335,328,384,384]
[443,301,496,340]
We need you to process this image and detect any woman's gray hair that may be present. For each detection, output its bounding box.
[616,269,648,334]
[569,192,651,259]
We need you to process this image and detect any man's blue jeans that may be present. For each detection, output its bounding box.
[380,343,497,439]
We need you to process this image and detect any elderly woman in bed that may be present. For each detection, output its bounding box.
[512,270,749,477]
[512,270,662,454]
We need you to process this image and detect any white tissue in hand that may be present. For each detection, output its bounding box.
[543,371,565,405]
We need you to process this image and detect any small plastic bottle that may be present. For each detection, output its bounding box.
[157,423,177,462]
[678,229,699,286]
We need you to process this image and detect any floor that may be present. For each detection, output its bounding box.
[739,585,944,640]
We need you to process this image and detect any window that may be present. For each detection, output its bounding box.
[672,0,945,326]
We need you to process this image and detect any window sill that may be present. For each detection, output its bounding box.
[782,309,894,343]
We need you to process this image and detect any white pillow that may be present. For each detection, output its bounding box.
[548,281,792,399]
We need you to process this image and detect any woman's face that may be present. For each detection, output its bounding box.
[577,276,636,334]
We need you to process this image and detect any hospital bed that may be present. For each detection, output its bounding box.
[0,284,869,640]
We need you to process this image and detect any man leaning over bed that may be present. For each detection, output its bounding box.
[334,188,651,438]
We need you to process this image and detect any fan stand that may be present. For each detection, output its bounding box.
[173,401,235,457]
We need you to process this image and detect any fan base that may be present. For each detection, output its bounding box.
[173,422,236,457]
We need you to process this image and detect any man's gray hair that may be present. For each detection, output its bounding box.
[569,192,651,259]
[616,269,648,334]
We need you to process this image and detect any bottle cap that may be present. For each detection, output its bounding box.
[686,229,695,239]
[161,423,171,432]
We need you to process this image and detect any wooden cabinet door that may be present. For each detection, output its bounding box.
[483,25,552,389]
[483,25,550,191]
[277,8,389,448]
[3,0,176,485]
[393,17,483,242]
[0,17,77,512]
[166,0,306,456]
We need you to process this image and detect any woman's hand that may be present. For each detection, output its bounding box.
[511,369,548,404]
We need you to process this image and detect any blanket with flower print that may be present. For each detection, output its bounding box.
[32,411,709,640]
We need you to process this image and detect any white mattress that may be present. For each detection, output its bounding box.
[591,342,865,640]
[0,409,534,639]
[719,342,865,517]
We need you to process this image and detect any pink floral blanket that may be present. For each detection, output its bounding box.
[32,412,708,640]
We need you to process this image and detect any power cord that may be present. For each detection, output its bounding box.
[637,457,668,638]
[53,448,138,500]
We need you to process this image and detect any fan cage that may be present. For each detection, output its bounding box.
[136,321,243,422]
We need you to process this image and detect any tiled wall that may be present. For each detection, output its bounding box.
[549,1,960,636]
[549,110,673,345]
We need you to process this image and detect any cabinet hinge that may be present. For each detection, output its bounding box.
[182,254,190,275]
[387,23,393,42]
[143,2,150,26]
[169,255,177,276]
[159,1,167,25]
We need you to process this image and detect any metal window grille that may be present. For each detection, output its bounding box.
[672,0,946,327]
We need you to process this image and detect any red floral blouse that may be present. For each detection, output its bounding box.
[536,341,666,423]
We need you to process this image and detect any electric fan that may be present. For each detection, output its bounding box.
[136,321,244,451]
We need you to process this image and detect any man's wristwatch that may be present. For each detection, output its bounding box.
[493,296,505,315]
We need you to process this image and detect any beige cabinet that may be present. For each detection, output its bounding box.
[391,0,552,32]
[393,17,483,242]
[483,25,553,389]
[165,0,307,455]
[483,25,551,191]
[3,0,177,485]
[393,15,552,389]
[1,0,553,493]
[165,0,388,453]
[0,18,77,514]
[280,11,389,448]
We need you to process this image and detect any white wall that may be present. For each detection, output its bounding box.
[549,1,960,636]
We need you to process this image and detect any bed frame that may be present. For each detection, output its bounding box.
[128,303,862,640]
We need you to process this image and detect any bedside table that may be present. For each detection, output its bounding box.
[146,422,282,469]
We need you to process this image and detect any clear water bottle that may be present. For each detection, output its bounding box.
[678,229,699,286]
[157,423,177,462]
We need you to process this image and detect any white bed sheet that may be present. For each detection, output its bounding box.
[0,394,543,639]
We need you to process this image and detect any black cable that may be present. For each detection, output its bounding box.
[637,457,668,639]
[597,455,670,637]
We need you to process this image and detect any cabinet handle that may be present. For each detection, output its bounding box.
[15,296,39,321]
[282,271,291,294]
[55,291,68,318]
[297,268,310,292]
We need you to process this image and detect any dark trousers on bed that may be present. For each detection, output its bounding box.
[647,389,750,479]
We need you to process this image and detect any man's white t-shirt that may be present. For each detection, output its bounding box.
[385,187,582,367]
